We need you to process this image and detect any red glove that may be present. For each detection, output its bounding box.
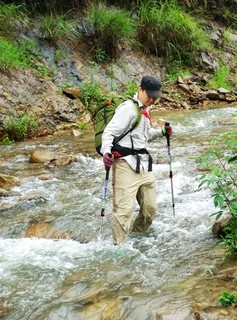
[103,153,114,169]
[165,123,172,136]
[162,123,173,136]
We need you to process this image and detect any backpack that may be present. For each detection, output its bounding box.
[92,93,141,156]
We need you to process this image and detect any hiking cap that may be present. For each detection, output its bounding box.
[141,75,162,98]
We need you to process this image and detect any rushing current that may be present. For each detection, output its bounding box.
[0,105,236,320]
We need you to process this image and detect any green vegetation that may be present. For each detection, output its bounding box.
[81,4,137,61]
[80,79,141,116]
[198,117,237,255]
[208,66,233,91]
[198,128,237,221]
[218,290,237,307]
[221,219,237,256]
[0,37,29,69]
[137,0,210,66]
[167,67,191,82]
[0,2,27,35]
[80,81,105,114]
[39,12,77,43]
[0,36,48,74]
[76,123,88,130]
[123,79,139,97]
[0,0,236,92]
[3,114,38,142]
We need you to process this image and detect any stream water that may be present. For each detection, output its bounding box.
[0,105,236,320]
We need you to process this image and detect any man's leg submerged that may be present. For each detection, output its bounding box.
[112,160,139,245]
[131,172,157,233]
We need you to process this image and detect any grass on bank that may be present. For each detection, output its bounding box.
[0,36,29,69]
[0,2,28,36]
[208,65,233,91]
[137,0,211,66]
[39,12,78,44]
[0,36,49,75]
[3,114,38,143]
[79,4,137,62]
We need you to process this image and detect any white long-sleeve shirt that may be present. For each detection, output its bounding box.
[101,93,164,172]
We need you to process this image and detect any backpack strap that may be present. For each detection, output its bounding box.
[113,99,141,145]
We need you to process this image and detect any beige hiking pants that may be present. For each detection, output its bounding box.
[111,159,157,245]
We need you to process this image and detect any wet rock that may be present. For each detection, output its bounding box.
[20,192,47,203]
[30,150,56,163]
[0,173,20,189]
[0,188,21,197]
[23,222,71,239]
[0,192,48,212]
[30,149,77,165]
[0,305,8,317]
[38,174,52,180]
[53,155,77,166]
[155,308,193,320]
[0,200,20,212]
[0,188,10,196]
[212,216,232,237]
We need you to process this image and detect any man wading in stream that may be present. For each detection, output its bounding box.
[101,75,172,245]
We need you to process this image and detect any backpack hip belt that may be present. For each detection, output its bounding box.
[111,144,153,173]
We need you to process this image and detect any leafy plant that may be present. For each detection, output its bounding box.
[123,79,139,97]
[198,119,237,255]
[3,114,38,142]
[218,290,237,307]
[221,220,237,256]
[2,135,14,145]
[198,128,237,221]
[94,47,111,64]
[80,81,105,114]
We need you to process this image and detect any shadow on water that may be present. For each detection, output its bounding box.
[0,105,236,319]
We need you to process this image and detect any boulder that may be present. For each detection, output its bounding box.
[0,174,20,189]
[23,222,71,239]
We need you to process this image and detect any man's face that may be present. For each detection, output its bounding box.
[138,88,157,107]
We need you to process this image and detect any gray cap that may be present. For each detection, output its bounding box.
[141,75,162,98]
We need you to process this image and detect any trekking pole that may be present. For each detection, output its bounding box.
[165,122,175,217]
[100,168,110,236]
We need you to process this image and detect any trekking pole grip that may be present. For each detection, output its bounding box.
[165,122,170,146]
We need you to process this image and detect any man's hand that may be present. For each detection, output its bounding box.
[162,123,173,136]
[103,153,114,170]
